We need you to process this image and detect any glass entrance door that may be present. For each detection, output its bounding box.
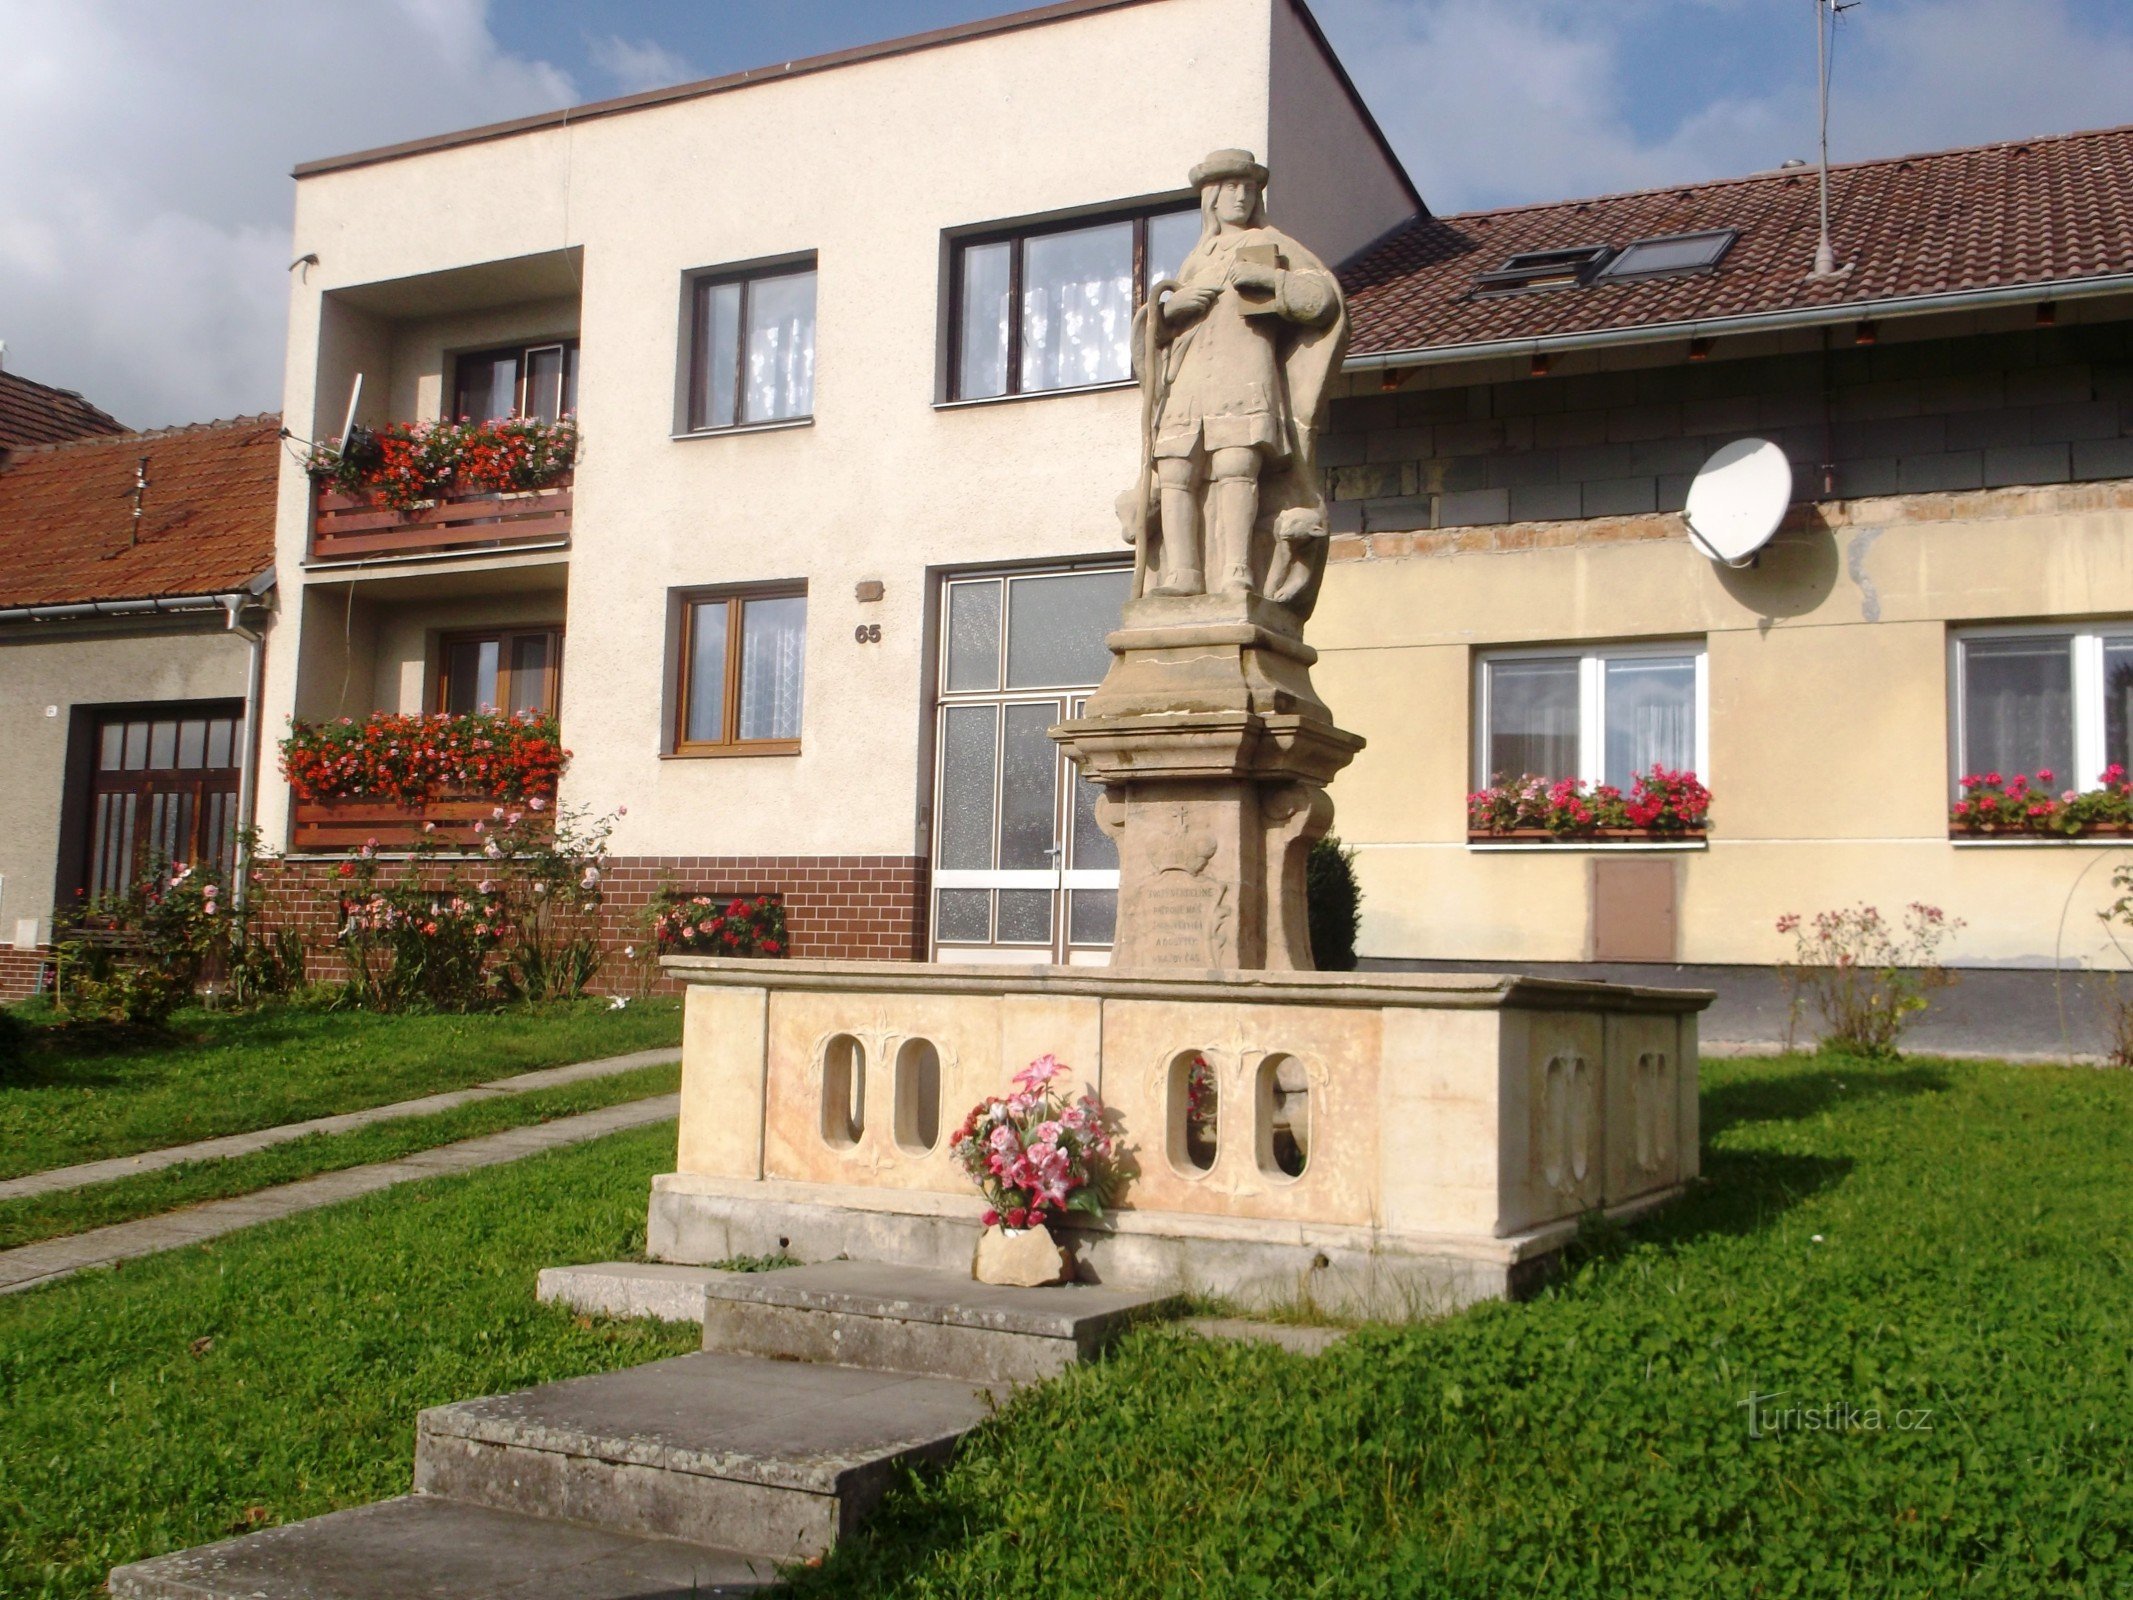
[931,567,1127,963]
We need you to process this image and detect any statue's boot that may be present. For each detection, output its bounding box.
[1151,476,1205,596]
[1210,476,1259,597]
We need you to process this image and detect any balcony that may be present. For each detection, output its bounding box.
[310,473,572,564]
[290,794,554,851]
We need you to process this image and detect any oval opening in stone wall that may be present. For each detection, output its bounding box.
[894,1037,942,1154]
[821,1033,866,1149]
[1255,1053,1309,1180]
[1168,1050,1218,1176]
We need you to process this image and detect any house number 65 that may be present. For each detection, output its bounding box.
[853,623,882,644]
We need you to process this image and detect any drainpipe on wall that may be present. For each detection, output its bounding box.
[220,589,270,912]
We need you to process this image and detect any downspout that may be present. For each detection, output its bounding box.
[220,592,269,912]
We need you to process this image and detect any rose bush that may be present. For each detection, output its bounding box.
[280,709,565,805]
[1775,901,1965,1057]
[307,415,578,512]
[653,893,787,959]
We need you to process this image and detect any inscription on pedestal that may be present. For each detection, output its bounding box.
[1140,874,1228,967]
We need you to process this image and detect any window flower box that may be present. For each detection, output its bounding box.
[1949,767,2133,839]
[1467,768,1712,843]
[305,416,576,561]
[280,710,565,853]
[1467,826,1710,845]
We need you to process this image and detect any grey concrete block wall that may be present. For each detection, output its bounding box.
[1326,322,2133,534]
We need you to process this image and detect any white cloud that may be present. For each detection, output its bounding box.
[5,1,2128,427]
[587,34,700,96]
[0,0,576,428]
[1314,0,2133,215]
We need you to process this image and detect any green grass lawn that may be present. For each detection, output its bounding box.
[788,1052,2131,1599]
[0,1121,698,1600]
[0,997,681,1180]
[3,1053,2127,1599]
[0,1060,679,1251]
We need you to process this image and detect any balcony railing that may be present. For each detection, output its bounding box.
[309,473,572,564]
[289,795,556,852]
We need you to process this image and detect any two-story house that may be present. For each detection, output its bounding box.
[255,0,1417,967]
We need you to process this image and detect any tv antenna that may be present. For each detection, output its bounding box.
[1811,0,1861,279]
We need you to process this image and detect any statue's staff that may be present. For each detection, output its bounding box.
[1128,278,1180,600]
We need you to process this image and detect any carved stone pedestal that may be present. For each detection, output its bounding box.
[1051,593,1363,971]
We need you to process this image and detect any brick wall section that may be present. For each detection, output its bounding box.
[250,853,928,995]
[0,947,51,1003]
[1322,322,2133,535]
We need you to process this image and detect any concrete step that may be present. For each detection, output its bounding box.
[537,1259,726,1323]
[106,1494,776,1598]
[413,1349,996,1561]
[697,1260,1186,1385]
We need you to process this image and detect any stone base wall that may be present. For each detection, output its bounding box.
[250,854,929,994]
[0,947,52,1003]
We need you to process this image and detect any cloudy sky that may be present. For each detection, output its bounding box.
[4,0,2129,429]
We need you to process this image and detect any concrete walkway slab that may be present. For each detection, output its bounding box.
[0,1046,679,1203]
[107,1493,775,1599]
[0,1095,678,1296]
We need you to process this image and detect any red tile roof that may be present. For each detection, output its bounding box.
[0,368,127,452]
[1344,122,2133,360]
[0,416,281,609]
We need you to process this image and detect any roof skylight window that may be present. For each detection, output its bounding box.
[1597,229,1737,281]
[1473,245,1613,294]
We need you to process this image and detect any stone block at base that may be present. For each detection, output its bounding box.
[973,1224,1071,1287]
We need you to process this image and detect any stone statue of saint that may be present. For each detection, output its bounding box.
[1123,149,1348,619]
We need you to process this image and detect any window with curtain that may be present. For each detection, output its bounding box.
[675,587,807,753]
[1955,628,2133,790]
[950,202,1198,401]
[436,628,563,715]
[1478,644,1706,789]
[450,341,579,424]
[685,261,817,432]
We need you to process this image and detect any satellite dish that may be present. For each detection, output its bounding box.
[1683,437,1791,567]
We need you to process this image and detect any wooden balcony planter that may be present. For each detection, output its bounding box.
[1469,827,1709,845]
[290,795,555,853]
[309,473,572,563]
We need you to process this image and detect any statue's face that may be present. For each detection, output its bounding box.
[1212,178,1259,226]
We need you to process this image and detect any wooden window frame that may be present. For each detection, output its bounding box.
[673,585,807,757]
[433,626,565,717]
[945,200,1197,403]
[449,338,580,424]
[683,259,819,435]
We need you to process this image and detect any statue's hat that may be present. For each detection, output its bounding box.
[1189,148,1269,189]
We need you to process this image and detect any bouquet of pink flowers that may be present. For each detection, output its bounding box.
[949,1055,1117,1232]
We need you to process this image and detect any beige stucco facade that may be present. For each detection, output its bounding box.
[0,623,252,945]
[1315,475,2133,970]
[259,0,1416,873]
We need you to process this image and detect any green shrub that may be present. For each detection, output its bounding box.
[1306,834,1362,971]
